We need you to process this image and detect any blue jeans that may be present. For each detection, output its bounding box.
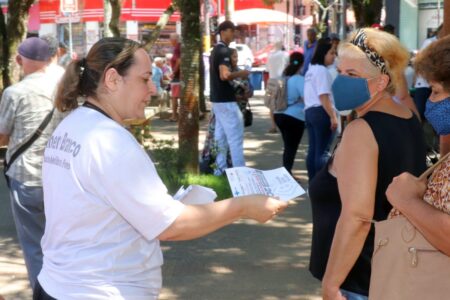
[9,178,45,290]
[305,106,334,180]
[340,289,368,300]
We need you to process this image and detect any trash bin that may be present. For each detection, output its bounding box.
[249,69,263,91]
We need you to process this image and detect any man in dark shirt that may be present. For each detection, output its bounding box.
[210,21,250,175]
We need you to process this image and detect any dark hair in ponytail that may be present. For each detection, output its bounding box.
[283,52,304,77]
[55,37,143,112]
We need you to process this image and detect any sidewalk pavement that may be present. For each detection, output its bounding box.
[0,95,321,299]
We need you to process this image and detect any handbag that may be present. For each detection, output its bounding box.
[3,108,54,188]
[369,153,450,300]
[242,101,253,127]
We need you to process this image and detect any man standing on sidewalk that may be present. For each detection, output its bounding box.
[0,37,60,289]
[210,21,250,175]
[301,28,317,76]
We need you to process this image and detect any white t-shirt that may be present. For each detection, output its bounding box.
[415,36,437,89]
[304,64,334,110]
[266,50,288,79]
[38,107,185,300]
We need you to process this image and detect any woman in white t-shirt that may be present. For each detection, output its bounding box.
[303,38,337,180]
[34,37,288,300]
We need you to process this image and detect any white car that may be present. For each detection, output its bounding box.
[230,42,254,70]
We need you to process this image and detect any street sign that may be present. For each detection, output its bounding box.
[60,0,78,14]
[55,14,81,24]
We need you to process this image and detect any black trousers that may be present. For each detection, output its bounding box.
[33,280,56,300]
[274,113,305,173]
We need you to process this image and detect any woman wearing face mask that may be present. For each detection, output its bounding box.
[385,34,450,267]
[303,38,338,180]
[308,29,427,300]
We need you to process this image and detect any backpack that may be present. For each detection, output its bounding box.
[264,77,288,111]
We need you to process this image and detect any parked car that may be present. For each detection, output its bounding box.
[229,42,254,70]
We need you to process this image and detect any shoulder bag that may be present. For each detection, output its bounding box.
[3,109,55,188]
[369,152,450,300]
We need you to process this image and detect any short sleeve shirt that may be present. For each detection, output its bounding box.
[39,107,185,299]
[0,71,61,186]
[304,64,334,110]
[210,42,236,102]
[152,66,163,94]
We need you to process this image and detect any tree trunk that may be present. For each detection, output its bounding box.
[0,6,7,93]
[350,0,383,28]
[103,0,113,37]
[143,3,176,52]
[109,0,121,37]
[1,0,34,90]
[444,0,450,36]
[178,0,201,173]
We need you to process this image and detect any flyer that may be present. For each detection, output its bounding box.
[225,167,305,201]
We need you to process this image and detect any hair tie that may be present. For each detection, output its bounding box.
[350,29,388,74]
[293,60,299,65]
[79,58,86,77]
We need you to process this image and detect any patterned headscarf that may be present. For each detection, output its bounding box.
[350,29,388,74]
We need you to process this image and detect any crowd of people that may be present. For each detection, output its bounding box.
[0,19,449,300]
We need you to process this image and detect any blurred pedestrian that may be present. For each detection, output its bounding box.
[304,38,338,180]
[34,37,287,300]
[40,35,65,84]
[169,33,181,122]
[0,37,61,290]
[273,52,305,175]
[266,41,289,133]
[309,28,427,300]
[57,41,71,68]
[209,21,250,176]
[301,28,317,76]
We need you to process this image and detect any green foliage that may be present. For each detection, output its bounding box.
[147,137,232,200]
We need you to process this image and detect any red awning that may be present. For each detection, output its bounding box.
[215,0,273,15]
[38,0,181,24]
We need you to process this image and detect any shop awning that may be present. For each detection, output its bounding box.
[219,8,303,25]
[38,0,181,24]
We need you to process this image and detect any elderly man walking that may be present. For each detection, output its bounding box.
[0,37,61,289]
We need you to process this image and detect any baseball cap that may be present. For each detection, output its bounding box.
[18,37,51,61]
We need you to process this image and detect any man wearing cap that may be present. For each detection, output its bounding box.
[0,37,60,289]
[210,20,250,175]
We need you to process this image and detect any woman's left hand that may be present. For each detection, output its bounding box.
[386,172,427,210]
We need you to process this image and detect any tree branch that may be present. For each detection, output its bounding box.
[143,3,177,52]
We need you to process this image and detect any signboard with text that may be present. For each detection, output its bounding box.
[60,0,78,13]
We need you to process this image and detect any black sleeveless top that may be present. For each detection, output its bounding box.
[308,111,427,296]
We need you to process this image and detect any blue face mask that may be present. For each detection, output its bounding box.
[332,75,372,111]
[424,97,450,135]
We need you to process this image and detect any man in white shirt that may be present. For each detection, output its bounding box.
[266,41,288,133]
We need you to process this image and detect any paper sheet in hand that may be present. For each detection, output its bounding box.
[225,167,305,201]
[173,185,217,205]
